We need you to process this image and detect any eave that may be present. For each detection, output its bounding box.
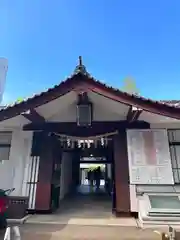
[21,109,45,123]
[0,61,180,122]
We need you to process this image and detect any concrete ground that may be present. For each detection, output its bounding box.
[27,190,114,225]
[0,186,173,239]
[0,223,161,240]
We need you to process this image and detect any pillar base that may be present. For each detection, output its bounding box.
[113,210,138,218]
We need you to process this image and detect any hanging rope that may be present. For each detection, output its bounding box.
[52,130,118,141]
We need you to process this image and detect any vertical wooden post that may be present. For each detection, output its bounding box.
[35,133,54,210]
[113,130,130,214]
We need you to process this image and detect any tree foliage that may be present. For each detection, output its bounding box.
[16,97,24,103]
[121,77,139,95]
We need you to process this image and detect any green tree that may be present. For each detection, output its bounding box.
[121,77,139,95]
[16,97,24,103]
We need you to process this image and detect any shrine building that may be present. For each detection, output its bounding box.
[0,57,180,226]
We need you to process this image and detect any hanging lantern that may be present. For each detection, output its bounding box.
[76,92,92,126]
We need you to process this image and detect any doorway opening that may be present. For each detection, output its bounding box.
[79,163,106,192]
[78,159,112,196]
[53,139,115,218]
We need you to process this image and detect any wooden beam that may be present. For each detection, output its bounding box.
[23,121,150,136]
[127,106,143,122]
[21,109,45,123]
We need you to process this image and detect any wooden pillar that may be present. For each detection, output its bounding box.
[113,130,130,214]
[35,133,54,211]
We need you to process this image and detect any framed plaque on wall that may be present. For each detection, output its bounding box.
[127,129,174,185]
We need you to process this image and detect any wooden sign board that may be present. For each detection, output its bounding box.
[127,129,174,185]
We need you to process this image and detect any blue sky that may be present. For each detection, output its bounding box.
[0,0,180,104]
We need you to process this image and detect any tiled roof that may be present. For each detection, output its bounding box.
[160,100,180,107]
[0,57,180,121]
[1,75,180,112]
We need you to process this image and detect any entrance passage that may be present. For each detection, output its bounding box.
[79,161,112,193]
[52,146,114,218]
[79,163,106,192]
[34,130,130,215]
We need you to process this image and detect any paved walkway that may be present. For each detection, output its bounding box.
[27,214,138,226]
[0,188,173,239]
[27,192,115,225]
[0,224,161,240]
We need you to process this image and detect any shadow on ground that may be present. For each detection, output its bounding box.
[0,223,161,240]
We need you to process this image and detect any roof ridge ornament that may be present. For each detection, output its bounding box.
[79,56,82,66]
[73,56,91,77]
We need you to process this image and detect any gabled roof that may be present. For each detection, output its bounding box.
[0,57,180,121]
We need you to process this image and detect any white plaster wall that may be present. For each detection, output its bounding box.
[48,103,76,122]
[21,132,33,197]
[0,129,33,196]
[36,90,129,121]
[0,130,22,192]
[11,130,25,196]
[0,158,13,190]
[107,164,111,179]
[93,103,126,121]
[59,152,73,200]
[150,123,180,129]
[48,102,126,122]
